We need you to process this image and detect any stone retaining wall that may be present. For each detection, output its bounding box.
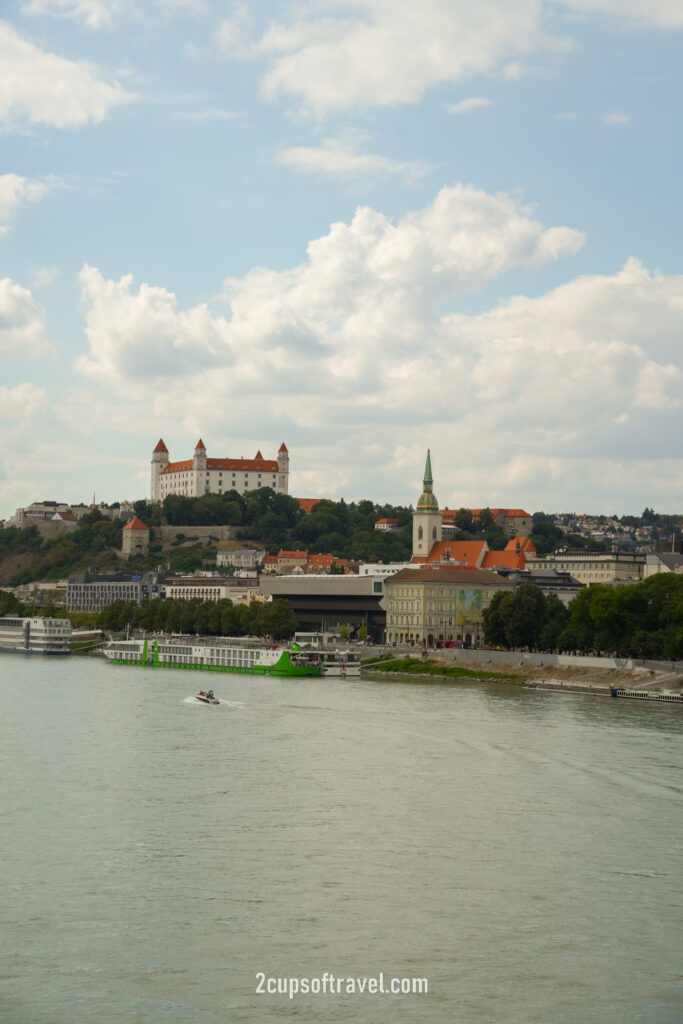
[152,525,238,544]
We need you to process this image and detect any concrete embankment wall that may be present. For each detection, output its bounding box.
[434,648,677,675]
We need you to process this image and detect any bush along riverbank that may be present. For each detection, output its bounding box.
[362,657,519,683]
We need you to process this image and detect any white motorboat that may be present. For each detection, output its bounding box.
[195,689,220,705]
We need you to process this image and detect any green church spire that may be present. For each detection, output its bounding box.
[423,448,433,489]
[416,448,439,511]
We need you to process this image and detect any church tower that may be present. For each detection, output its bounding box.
[412,449,442,558]
[151,438,169,501]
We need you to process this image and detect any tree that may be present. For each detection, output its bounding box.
[257,599,296,640]
[538,595,569,651]
[482,591,512,647]
[483,524,508,552]
[504,584,547,649]
[477,508,495,532]
[530,519,565,555]
[455,508,474,532]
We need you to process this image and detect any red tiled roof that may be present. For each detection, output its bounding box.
[124,517,148,531]
[424,540,487,567]
[504,509,530,518]
[56,511,77,521]
[277,550,308,559]
[505,537,536,552]
[375,517,398,524]
[307,553,349,568]
[153,438,168,453]
[263,555,277,563]
[209,458,277,471]
[481,551,525,570]
[279,442,288,452]
[162,457,278,474]
[297,497,324,514]
[161,460,193,474]
[195,438,206,449]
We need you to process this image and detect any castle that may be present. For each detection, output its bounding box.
[151,438,289,502]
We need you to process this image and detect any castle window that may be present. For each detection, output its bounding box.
[418,526,423,540]
[432,527,437,539]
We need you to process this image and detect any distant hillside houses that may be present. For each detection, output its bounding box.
[257,550,351,574]
[5,499,135,535]
[375,517,400,532]
[441,507,532,538]
[217,548,267,570]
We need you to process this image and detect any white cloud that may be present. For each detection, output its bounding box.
[20,0,131,28]
[75,185,584,395]
[213,1,680,116]
[0,279,52,356]
[214,5,252,56]
[254,0,564,115]
[635,362,682,409]
[0,381,47,421]
[556,0,683,29]
[277,132,432,180]
[21,0,207,28]
[0,20,134,128]
[69,183,683,512]
[501,61,548,79]
[602,112,631,125]
[0,174,49,233]
[445,97,493,115]
[75,264,235,382]
[72,183,586,464]
[173,108,235,121]
[32,267,59,288]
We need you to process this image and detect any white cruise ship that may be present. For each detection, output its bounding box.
[0,615,72,655]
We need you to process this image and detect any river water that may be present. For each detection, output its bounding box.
[1,654,681,1024]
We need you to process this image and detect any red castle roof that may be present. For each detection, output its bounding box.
[153,438,168,453]
[162,457,278,474]
[124,517,148,531]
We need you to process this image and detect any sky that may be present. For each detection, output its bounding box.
[2,0,682,520]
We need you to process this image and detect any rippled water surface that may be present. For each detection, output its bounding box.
[1,655,682,1023]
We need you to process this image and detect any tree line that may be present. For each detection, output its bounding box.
[483,574,683,659]
[99,596,297,640]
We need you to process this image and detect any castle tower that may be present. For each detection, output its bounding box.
[412,449,442,558]
[192,438,207,496]
[122,517,149,559]
[151,438,169,501]
[277,442,289,494]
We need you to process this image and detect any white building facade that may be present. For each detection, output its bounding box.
[151,438,289,502]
